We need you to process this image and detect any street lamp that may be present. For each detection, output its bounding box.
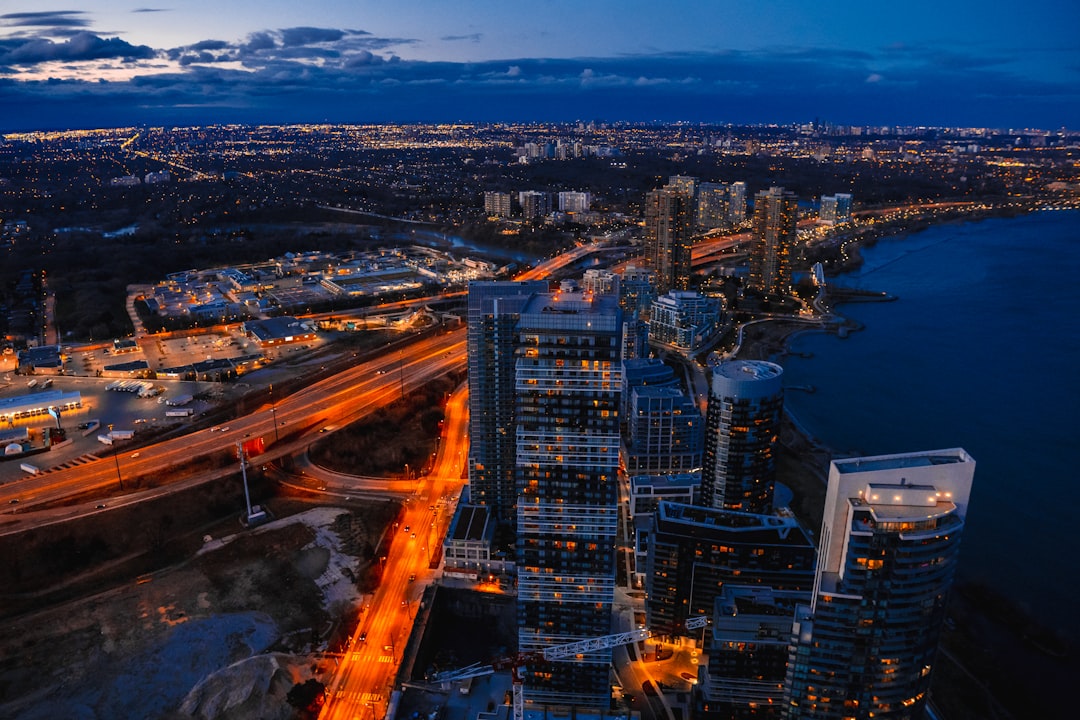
[108,423,123,490]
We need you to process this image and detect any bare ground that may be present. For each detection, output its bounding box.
[0,500,396,720]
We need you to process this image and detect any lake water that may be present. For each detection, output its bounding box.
[779,209,1080,641]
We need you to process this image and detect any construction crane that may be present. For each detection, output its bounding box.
[430,616,710,720]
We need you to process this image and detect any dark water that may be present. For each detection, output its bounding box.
[780,210,1080,641]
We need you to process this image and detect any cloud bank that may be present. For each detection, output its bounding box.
[0,19,1076,131]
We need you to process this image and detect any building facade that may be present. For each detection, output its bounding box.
[519,190,551,220]
[748,187,797,297]
[649,290,722,351]
[558,191,592,213]
[644,188,694,294]
[644,501,816,638]
[701,586,809,719]
[625,385,704,475]
[702,360,784,514]
[729,182,748,224]
[618,264,656,320]
[515,291,624,709]
[484,191,513,217]
[784,449,976,720]
[818,193,852,225]
[697,182,731,230]
[466,281,548,527]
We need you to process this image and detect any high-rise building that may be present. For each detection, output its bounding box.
[697,182,731,230]
[701,585,809,719]
[644,501,816,637]
[558,191,592,213]
[644,188,694,294]
[784,449,976,720]
[648,290,722,351]
[666,174,699,197]
[519,190,551,220]
[729,182,748,224]
[618,265,656,320]
[484,191,512,217]
[466,280,548,527]
[702,360,784,514]
[581,268,620,296]
[625,386,703,475]
[748,187,797,297]
[515,290,623,709]
[819,193,853,225]
[621,317,649,361]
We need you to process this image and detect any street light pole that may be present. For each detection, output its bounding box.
[238,440,254,521]
[269,383,280,443]
[108,423,123,490]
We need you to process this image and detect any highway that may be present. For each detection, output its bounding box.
[320,387,470,720]
[0,330,466,516]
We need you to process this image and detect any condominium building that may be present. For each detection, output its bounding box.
[484,191,512,217]
[702,360,784,515]
[648,290,722,351]
[625,385,703,475]
[818,193,852,225]
[466,280,548,526]
[519,190,551,220]
[558,191,592,213]
[748,187,797,297]
[644,501,816,638]
[581,268,620,297]
[729,182,748,224]
[697,182,731,230]
[515,290,623,709]
[784,449,976,719]
[700,586,810,719]
[618,264,656,319]
[644,188,694,294]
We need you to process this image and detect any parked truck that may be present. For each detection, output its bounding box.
[165,408,194,417]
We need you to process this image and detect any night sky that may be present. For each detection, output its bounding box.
[1,1,1077,132]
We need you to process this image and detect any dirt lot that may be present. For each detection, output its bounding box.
[0,498,398,720]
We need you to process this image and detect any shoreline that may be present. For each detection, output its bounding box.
[730,204,1077,718]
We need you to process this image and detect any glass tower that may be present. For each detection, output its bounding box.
[784,449,976,719]
[702,360,784,514]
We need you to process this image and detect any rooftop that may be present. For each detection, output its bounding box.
[834,448,972,474]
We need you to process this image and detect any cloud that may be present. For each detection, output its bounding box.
[279,27,346,47]
[190,40,229,52]
[0,36,1076,131]
[132,8,169,12]
[0,11,89,28]
[0,32,155,66]
[442,34,482,43]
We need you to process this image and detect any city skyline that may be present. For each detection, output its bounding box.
[1,1,1078,131]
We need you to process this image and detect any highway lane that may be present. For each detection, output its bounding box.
[0,330,465,513]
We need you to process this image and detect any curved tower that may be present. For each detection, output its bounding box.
[702,359,784,514]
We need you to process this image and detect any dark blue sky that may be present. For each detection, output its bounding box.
[1,2,1077,132]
